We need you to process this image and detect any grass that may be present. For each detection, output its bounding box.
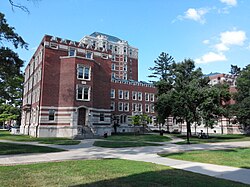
[106,133,171,142]
[160,148,250,168]
[0,142,64,155]
[93,140,162,148]
[0,130,80,145]
[0,159,247,187]
[173,134,250,144]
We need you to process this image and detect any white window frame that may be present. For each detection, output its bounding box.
[145,104,149,113]
[69,48,76,56]
[118,90,123,99]
[132,91,137,100]
[138,103,142,112]
[124,103,129,112]
[76,85,91,101]
[132,103,137,112]
[145,93,149,101]
[111,89,115,98]
[111,101,115,111]
[150,93,155,102]
[86,51,93,59]
[138,92,142,101]
[124,90,129,100]
[77,65,91,80]
[150,104,154,113]
[118,102,123,111]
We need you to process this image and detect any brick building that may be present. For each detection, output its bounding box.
[20,32,156,138]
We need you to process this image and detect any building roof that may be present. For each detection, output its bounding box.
[90,32,122,43]
[205,72,221,77]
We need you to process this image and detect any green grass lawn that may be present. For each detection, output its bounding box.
[93,140,162,148]
[106,133,171,142]
[0,142,64,155]
[173,134,250,144]
[160,148,250,169]
[0,130,80,145]
[0,159,247,187]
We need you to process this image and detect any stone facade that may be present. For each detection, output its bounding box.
[20,33,156,138]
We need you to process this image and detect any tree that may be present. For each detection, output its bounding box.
[131,114,152,134]
[229,65,241,76]
[0,12,27,126]
[234,64,250,134]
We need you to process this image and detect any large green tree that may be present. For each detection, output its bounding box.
[234,64,250,133]
[0,12,27,126]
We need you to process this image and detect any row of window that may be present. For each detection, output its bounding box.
[111,102,154,113]
[68,48,93,59]
[111,89,154,102]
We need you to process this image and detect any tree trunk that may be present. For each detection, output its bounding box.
[186,121,191,144]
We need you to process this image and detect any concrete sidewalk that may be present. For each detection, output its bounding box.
[0,139,250,185]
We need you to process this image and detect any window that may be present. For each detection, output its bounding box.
[86,51,93,59]
[138,92,142,101]
[145,93,149,101]
[77,65,91,80]
[123,74,127,80]
[118,90,123,99]
[124,90,129,100]
[100,113,104,121]
[138,103,142,112]
[115,46,117,52]
[112,72,116,78]
[48,109,55,121]
[118,102,123,111]
[124,55,127,62]
[150,104,154,113]
[111,63,116,70]
[124,47,127,53]
[124,64,127,71]
[109,45,113,50]
[77,85,90,101]
[145,104,149,113]
[132,103,137,112]
[112,55,115,61]
[129,49,132,56]
[111,101,115,111]
[124,103,129,112]
[150,94,155,102]
[132,91,137,100]
[111,89,115,98]
[69,48,76,56]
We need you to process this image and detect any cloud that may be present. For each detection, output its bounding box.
[220,0,237,6]
[195,52,227,64]
[177,8,209,24]
[203,40,210,44]
[215,30,247,52]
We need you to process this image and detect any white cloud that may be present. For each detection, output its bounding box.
[220,0,237,6]
[203,40,210,44]
[177,8,209,24]
[195,52,227,64]
[185,8,208,24]
[215,30,247,52]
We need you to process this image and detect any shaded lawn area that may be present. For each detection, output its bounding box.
[106,133,171,142]
[0,142,64,155]
[160,148,250,169]
[0,130,80,145]
[173,134,250,144]
[93,141,162,148]
[0,159,247,187]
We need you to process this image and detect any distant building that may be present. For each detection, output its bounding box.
[20,32,156,138]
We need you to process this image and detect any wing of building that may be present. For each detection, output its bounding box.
[20,32,157,138]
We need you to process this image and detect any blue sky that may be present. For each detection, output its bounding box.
[1,0,250,81]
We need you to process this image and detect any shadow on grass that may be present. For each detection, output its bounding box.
[70,168,246,187]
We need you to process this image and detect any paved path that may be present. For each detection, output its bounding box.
[1,139,250,185]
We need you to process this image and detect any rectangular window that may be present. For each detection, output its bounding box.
[86,51,93,59]
[124,90,129,100]
[69,48,76,56]
[48,109,55,121]
[112,72,116,78]
[150,104,154,113]
[132,103,137,112]
[77,85,90,101]
[77,65,91,80]
[111,101,115,111]
[118,90,123,99]
[111,89,115,98]
[150,94,155,102]
[124,64,127,71]
[111,63,116,70]
[145,93,149,101]
[138,103,142,112]
[132,91,137,100]
[138,92,142,101]
[145,104,149,113]
[124,103,129,112]
[100,113,104,121]
[118,102,123,111]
